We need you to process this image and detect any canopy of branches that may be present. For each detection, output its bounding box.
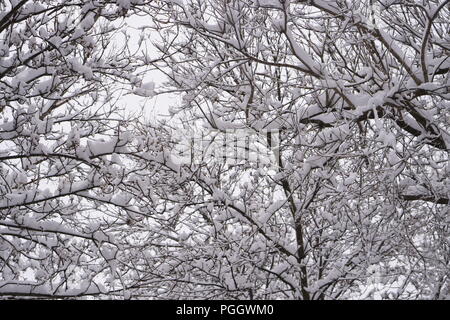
[0,0,448,300]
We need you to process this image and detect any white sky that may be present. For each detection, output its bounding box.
[116,15,181,122]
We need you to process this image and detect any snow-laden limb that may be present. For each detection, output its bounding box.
[0,280,106,298]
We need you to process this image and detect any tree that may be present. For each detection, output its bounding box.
[135,0,449,299]
[1,0,448,300]
[0,0,169,298]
